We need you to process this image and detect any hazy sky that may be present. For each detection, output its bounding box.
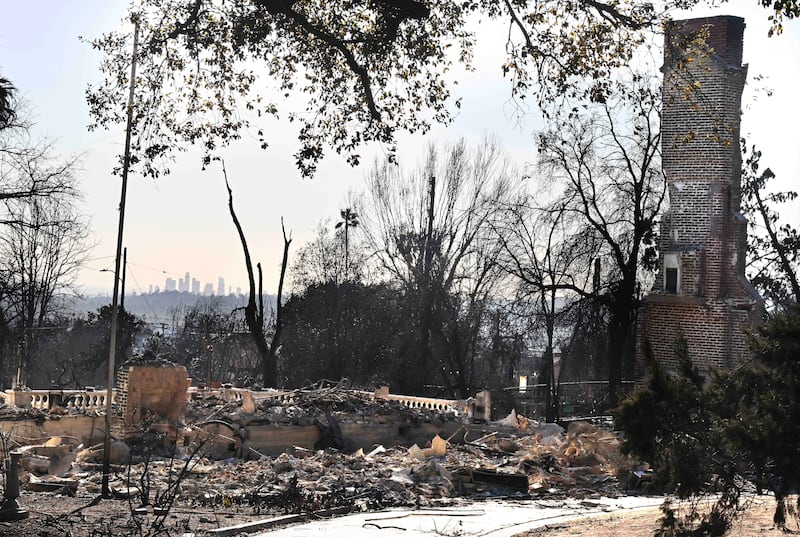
[1,2,798,297]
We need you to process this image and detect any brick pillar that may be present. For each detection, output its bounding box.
[119,361,190,426]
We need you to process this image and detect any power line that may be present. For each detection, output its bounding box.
[126,261,174,276]
[125,267,161,321]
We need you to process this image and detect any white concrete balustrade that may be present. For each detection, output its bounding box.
[65,391,114,411]
[3,389,116,412]
[378,393,464,414]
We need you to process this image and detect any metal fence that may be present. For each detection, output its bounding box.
[504,380,637,419]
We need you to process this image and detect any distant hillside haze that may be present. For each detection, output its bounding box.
[66,291,277,325]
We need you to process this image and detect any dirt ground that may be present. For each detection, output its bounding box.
[0,490,264,536]
[1,493,794,537]
[518,497,797,537]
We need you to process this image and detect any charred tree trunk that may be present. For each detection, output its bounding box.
[267,219,292,377]
[543,291,560,423]
[419,174,436,389]
[0,313,7,390]
[224,166,291,388]
[605,287,636,408]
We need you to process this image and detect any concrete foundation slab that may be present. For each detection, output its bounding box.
[251,497,666,537]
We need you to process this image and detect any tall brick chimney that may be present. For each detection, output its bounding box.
[636,16,762,375]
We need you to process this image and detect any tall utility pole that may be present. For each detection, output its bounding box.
[120,247,127,311]
[420,175,436,378]
[102,21,139,499]
[100,247,126,308]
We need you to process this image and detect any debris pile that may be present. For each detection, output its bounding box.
[7,400,638,522]
[185,385,461,427]
[183,386,467,457]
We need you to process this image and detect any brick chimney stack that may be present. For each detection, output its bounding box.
[665,16,745,67]
[636,16,762,376]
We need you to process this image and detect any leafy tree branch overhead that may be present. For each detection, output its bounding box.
[86,0,798,178]
[86,0,472,178]
[76,0,647,178]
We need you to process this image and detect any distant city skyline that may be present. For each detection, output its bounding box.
[145,272,242,297]
[84,258,247,297]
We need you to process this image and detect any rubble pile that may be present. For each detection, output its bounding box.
[183,387,467,457]
[0,403,50,422]
[185,386,458,428]
[8,401,639,522]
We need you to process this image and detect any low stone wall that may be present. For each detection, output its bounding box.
[0,415,106,449]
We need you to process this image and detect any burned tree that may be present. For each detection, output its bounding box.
[494,198,600,421]
[363,139,522,396]
[0,113,88,387]
[224,165,291,388]
[335,208,360,282]
[536,74,665,406]
[0,196,90,386]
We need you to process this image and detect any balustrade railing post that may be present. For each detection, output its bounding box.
[0,451,28,521]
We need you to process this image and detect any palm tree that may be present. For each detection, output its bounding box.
[335,208,359,281]
[0,77,16,130]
